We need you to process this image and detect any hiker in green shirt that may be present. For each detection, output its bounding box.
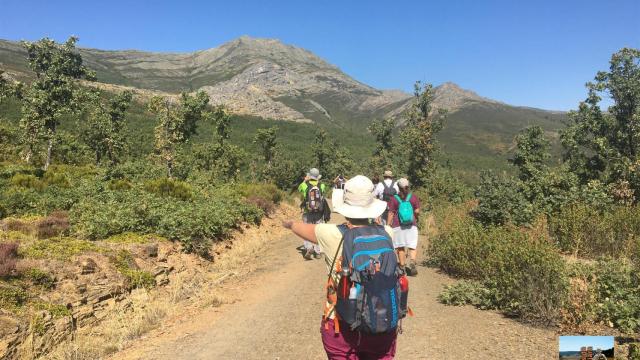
[298,168,328,260]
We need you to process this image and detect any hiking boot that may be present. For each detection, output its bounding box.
[303,248,313,260]
[407,260,418,276]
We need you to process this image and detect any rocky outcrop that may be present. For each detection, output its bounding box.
[0,241,183,359]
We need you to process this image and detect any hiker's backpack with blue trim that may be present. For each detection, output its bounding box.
[334,225,407,334]
[394,193,414,226]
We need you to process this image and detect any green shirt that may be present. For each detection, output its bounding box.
[298,180,328,200]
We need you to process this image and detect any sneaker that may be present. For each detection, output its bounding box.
[313,251,322,259]
[303,248,313,260]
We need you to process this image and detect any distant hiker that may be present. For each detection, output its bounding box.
[373,170,399,225]
[333,174,347,190]
[298,168,327,260]
[283,175,409,359]
[387,178,421,276]
[332,175,347,215]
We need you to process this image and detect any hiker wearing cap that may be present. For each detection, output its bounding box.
[373,170,399,225]
[283,175,410,359]
[386,178,421,276]
[298,168,328,260]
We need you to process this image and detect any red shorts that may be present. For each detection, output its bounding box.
[320,319,397,360]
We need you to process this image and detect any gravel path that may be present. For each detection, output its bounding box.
[113,216,558,359]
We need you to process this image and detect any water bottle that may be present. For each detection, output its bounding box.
[339,267,350,299]
[399,275,409,314]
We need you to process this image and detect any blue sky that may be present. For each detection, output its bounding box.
[559,336,614,352]
[0,0,638,110]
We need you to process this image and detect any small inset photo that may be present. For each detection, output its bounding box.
[559,336,614,359]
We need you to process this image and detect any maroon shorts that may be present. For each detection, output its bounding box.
[320,319,397,360]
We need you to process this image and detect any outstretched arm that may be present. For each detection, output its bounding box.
[283,220,318,244]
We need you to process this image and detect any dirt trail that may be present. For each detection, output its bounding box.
[113,214,557,359]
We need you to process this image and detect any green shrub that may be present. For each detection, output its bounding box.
[550,203,640,257]
[143,178,193,200]
[10,174,45,190]
[20,237,99,261]
[592,258,640,333]
[106,232,162,244]
[423,168,472,204]
[71,187,262,256]
[111,250,155,289]
[42,171,71,188]
[24,268,55,289]
[237,183,284,204]
[438,280,497,309]
[474,171,534,226]
[32,301,71,318]
[429,216,568,323]
[0,284,28,310]
[107,179,132,190]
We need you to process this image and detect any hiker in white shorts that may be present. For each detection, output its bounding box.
[386,178,421,276]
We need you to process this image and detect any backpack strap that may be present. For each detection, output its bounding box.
[323,224,348,333]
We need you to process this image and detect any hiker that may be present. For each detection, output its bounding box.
[283,175,408,359]
[332,175,347,215]
[298,168,328,260]
[333,174,347,190]
[373,170,399,225]
[386,178,421,276]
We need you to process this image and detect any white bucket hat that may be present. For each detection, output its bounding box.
[332,175,387,219]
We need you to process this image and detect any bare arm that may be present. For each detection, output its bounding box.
[282,220,318,244]
[387,211,394,226]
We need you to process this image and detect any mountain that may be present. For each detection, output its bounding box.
[0,36,567,178]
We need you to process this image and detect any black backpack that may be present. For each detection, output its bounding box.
[382,181,397,202]
[304,181,324,213]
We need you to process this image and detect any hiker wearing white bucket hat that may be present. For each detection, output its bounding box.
[283,175,401,359]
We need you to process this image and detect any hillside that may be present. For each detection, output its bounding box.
[0,36,567,178]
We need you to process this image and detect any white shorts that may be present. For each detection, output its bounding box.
[392,226,418,249]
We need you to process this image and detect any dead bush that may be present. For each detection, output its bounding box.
[245,196,275,216]
[2,218,31,234]
[0,242,19,277]
[36,211,69,239]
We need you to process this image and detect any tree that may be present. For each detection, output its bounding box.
[179,91,210,140]
[400,81,446,186]
[312,127,332,173]
[148,91,210,178]
[474,171,534,226]
[253,126,278,166]
[82,90,132,165]
[368,118,395,173]
[211,105,231,147]
[561,48,640,199]
[19,37,96,169]
[0,70,13,102]
[510,126,551,203]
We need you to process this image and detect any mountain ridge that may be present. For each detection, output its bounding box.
[0,36,561,124]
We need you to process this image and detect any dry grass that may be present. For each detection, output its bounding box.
[35,211,69,239]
